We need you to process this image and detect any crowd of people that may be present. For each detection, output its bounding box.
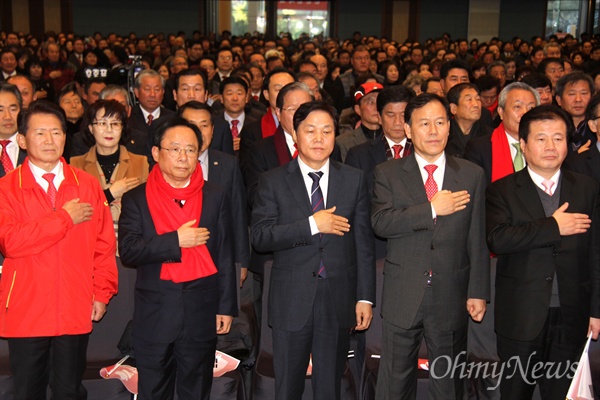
[0,27,599,400]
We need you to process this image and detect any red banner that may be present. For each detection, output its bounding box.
[278,1,329,11]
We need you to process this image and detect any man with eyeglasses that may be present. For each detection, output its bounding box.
[119,116,237,400]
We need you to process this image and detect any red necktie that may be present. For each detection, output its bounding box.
[424,164,438,201]
[43,173,58,208]
[0,140,14,173]
[231,119,239,138]
[147,115,154,126]
[292,143,298,158]
[252,95,259,101]
[392,144,403,159]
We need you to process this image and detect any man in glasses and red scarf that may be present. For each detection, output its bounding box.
[119,117,237,400]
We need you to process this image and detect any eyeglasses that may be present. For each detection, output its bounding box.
[282,106,299,114]
[92,121,123,131]
[159,146,199,158]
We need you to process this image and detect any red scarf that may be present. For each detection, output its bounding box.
[490,122,515,182]
[261,108,278,138]
[146,164,217,283]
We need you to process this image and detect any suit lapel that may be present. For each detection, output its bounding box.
[514,170,546,221]
[326,160,341,209]
[558,169,578,207]
[402,154,428,204]
[371,139,387,164]
[115,148,131,181]
[286,159,313,216]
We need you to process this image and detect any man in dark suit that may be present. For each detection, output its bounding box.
[172,68,234,156]
[465,82,540,184]
[128,69,176,161]
[372,94,490,399]
[445,82,493,158]
[564,92,600,182]
[214,76,258,155]
[238,68,295,167]
[179,100,250,285]
[486,105,600,400]
[0,82,26,178]
[251,100,375,399]
[346,85,415,259]
[119,117,237,400]
[243,82,313,325]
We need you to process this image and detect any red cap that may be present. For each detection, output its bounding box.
[354,82,384,103]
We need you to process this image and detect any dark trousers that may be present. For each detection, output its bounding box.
[272,279,350,400]
[376,288,468,400]
[134,327,217,400]
[496,307,584,400]
[8,334,89,400]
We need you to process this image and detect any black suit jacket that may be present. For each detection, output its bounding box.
[446,119,493,159]
[129,105,176,162]
[486,169,600,342]
[464,133,494,184]
[118,181,238,343]
[251,158,375,331]
[0,148,26,178]
[239,118,265,170]
[242,133,284,275]
[563,144,600,183]
[345,137,413,259]
[206,149,250,268]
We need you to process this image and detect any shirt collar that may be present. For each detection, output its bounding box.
[527,166,561,193]
[297,154,330,176]
[140,105,160,121]
[414,151,446,170]
[224,111,245,127]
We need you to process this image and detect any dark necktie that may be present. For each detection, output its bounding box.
[392,144,403,159]
[0,140,14,173]
[43,173,58,208]
[147,115,154,126]
[231,119,239,138]
[309,171,326,278]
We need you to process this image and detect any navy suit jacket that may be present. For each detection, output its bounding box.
[119,181,238,343]
[206,149,250,269]
[251,158,376,331]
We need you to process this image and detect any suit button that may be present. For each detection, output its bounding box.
[312,272,317,277]
[546,276,553,281]
[430,244,435,250]
[319,248,324,252]
[552,252,558,256]
[423,271,428,276]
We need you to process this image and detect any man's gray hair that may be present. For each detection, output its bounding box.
[498,81,540,109]
[134,68,165,89]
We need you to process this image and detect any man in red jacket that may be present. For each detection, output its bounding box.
[0,101,118,399]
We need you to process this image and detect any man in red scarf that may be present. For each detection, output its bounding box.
[119,117,237,400]
[465,82,540,184]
